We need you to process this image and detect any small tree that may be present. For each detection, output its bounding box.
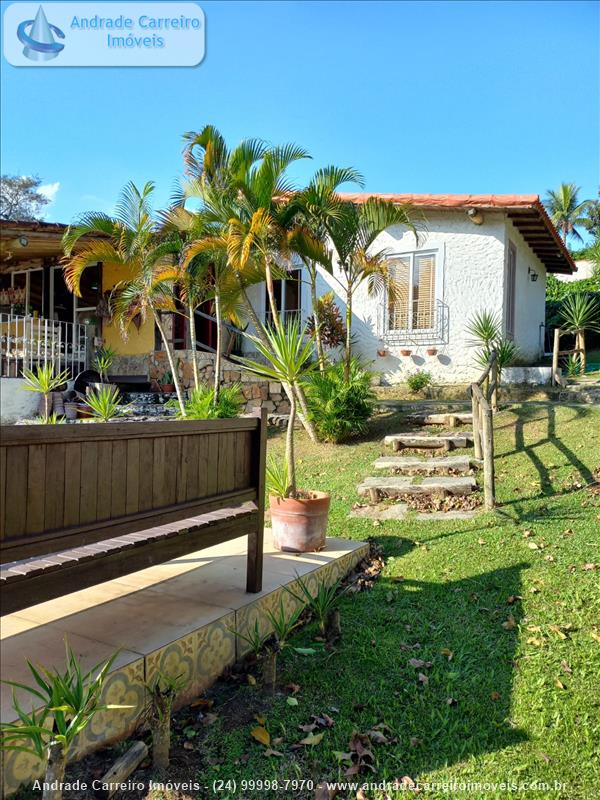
[558,293,600,373]
[0,175,51,221]
[22,365,70,422]
[145,671,187,772]
[0,644,127,800]
[236,319,317,496]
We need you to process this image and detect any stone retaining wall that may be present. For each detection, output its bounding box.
[112,350,290,414]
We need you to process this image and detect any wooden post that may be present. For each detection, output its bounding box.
[94,741,148,799]
[471,389,482,461]
[490,360,498,412]
[482,402,495,510]
[552,328,560,386]
[247,407,267,593]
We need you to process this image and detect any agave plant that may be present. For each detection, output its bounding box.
[144,671,188,772]
[92,345,117,383]
[85,385,125,422]
[171,383,243,420]
[0,643,127,800]
[22,365,70,422]
[558,293,600,372]
[467,310,520,391]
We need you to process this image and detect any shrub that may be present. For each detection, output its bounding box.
[177,383,244,419]
[406,370,432,393]
[86,385,125,422]
[306,358,376,443]
[306,291,347,349]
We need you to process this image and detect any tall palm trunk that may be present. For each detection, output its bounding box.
[238,279,318,442]
[188,302,200,390]
[153,309,186,417]
[264,255,283,335]
[213,288,223,401]
[344,282,353,383]
[309,265,325,372]
[578,330,586,372]
[286,388,297,496]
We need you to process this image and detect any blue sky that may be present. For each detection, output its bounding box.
[1,0,598,228]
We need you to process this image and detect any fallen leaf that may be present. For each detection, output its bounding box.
[417,672,429,686]
[255,714,266,725]
[190,698,214,709]
[251,726,270,747]
[263,748,283,757]
[446,697,458,706]
[490,691,501,701]
[582,563,599,571]
[478,538,486,545]
[299,732,324,746]
[272,736,284,746]
[201,712,218,726]
[286,697,299,707]
[592,631,600,644]
[560,660,572,674]
[555,679,567,690]
[286,683,301,694]
[522,529,534,538]
[502,614,517,631]
[440,648,454,661]
[528,542,540,550]
[410,736,421,747]
[246,674,256,686]
[299,723,317,733]
[549,625,568,640]
[332,751,353,762]
[507,595,522,604]
[409,658,433,669]
[527,637,544,647]
[183,741,194,750]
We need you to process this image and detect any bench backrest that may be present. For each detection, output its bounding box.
[0,412,267,563]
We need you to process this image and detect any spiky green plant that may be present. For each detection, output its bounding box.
[543,183,590,243]
[558,293,600,372]
[92,345,117,382]
[286,574,343,635]
[174,383,244,419]
[85,385,125,422]
[466,310,501,349]
[265,457,291,500]
[22,365,69,395]
[261,595,306,691]
[144,671,188,772]
[236,318,317,496]
[0,643,127,800]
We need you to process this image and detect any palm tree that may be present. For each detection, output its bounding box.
[290,165,364,370]
[558,293,600,373]
[62,182,188,416]
[544,183,590,244]
[326,197,418,379]
[182,126,319,440]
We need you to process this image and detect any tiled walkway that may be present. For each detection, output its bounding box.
[1,533,368,795]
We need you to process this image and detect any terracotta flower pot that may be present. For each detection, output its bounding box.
[161,384,175,393]
[426,348,438,356]
[269,491,331,552]
[377,349,388,357]
[400,349,412,357]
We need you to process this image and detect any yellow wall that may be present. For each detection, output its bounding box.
[101,263,155,356]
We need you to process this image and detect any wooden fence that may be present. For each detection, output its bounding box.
[470,351,497,510]
[0,416,265,562]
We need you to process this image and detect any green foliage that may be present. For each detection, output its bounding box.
[160,370,174,385]
[28,412,66,425]
[228,619,268,658]
[564,354,582,376]
[265,594,305,650]
[543,182,590,244]
[557,293,600,334]
[266,457,291,499]
[92,345,117,381]
[0,174,51,221]
[306,357,376,443]
[175,383,244,419]
[22,364,69,395]
[546,274,600,302]
[286,574,343,635]
[466,310,520,378]
[237,318,317,386]
[0,642,124,760]
[306,291,347,349]
[145,671,187,722]
[406,370,432,393]
[85,385,125,422]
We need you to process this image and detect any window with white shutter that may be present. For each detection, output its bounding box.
[387,251,437,332]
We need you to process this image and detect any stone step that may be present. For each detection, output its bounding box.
[384,432,474,451]
[357,476,477,499]
[372,455,473,475]
[406,412,472,427]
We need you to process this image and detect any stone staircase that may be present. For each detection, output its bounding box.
[352,410,481,521]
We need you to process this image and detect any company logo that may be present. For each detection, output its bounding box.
[17,5,65,61]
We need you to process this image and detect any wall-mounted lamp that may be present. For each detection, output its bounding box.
[466,208,484,225]
[18,236,29,247]
[528,267,539,282]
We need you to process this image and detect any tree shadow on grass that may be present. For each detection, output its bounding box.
[326,557,529,777]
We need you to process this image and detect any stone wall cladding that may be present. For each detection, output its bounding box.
[112,350,290,414]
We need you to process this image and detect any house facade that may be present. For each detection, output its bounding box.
[0,194,575,408]
[244,194,575,384]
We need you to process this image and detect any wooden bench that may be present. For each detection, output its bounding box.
[0,410,267,616]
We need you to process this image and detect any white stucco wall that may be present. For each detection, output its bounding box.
[240,210,551,383]
[557,259,594,283]
[0,378,39,423]
[312,211,509,384]
[505,219,547,362]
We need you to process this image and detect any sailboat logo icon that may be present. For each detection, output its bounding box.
[17,5,65,61]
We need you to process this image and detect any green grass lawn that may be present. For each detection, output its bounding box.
[198,403,600,800]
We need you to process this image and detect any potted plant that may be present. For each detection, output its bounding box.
[91,345,117,392]
[426,347,438,356]
[400,348,412,357]
[22,364,70,422]
[159,369,175,393]
[236,319,331,552]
